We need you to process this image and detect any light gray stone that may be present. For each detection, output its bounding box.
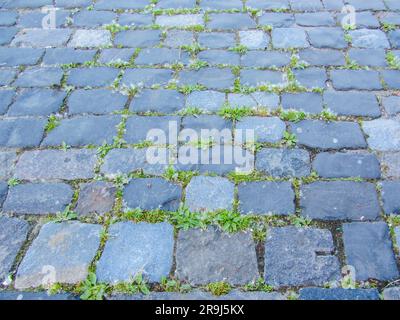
[68,30,111,48]
[363,119,400,151]
[235,117,286,144]
[383,287,400,300]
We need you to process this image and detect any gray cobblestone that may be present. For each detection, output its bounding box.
[13,67,63,88]
[363,119,400,151]
[68,30,111,48]
[130,89,184,114]
[0,119,45,148]
[331,70,382,90]
[76,182,116,216]
[235,117,285,143]
[67,67,119,87]
[299,288,380,300]
[0,151,17,180]
[11,29,72,47]
[380,181,400,215]
[0,89,15,114]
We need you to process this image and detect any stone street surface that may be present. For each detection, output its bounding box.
[0,0,400,301]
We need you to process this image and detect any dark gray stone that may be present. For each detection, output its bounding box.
[0,47,44,66]
[349,29,389,49]
[235,116,285,143]
[0,119,45,148]
[118,13,153,27]
[123,178,182,211]
[0,89,15,114]
[76,182,116,216]
[179,67,234,90]
[67,67,119,87]
[0,182,7,207]
[11,29,72,47]
[130,89,184,114]
[164,30,194,48]
[98,48,135,64]
[363,119,400,151]
[186,90,225,112]
[135,48,190,66]
[239,30,269,50]
[295,12,335,27]
[241,69,284,87]
[156,14,203,27]
[43,48,96,65]
[241,51,290,68]
[256,148,311,177]
[95,0,149,9]
[175,227,259,285]
[0,217,29,281]
[383,287,400,300]
[290,0,323,10]
[181,115,232,138]
[8,89,66,116]
[0,27,17,45]
[238,181,295,215]
[96,222,174,283]
[246,0,289,10]
[121,68,173,87]
[259,13,294,27]
[293,68,327,88]
[200,0,243,9]
[272,28,309,49]
[381,181,400,215]
[114,30,161,48]
[2,0,52,8]
[0,151,17,180]
[42,115,121,147]
[389,30,400,48]
[323,91,380,117]
[3,183,73,214]
[380,152,400,179]
[299,288,380,300]
[307,28,346,49]
[348,49,387,67]
[73,10,116,27]
[68,89,127,115]
[208,13,256,30]
[300,181,380,221]
[343,222,399,281]
[299,49,344,66]
[346,0,386,10]
[68,29,111,48]
[312,152,381,179]
[381,70,400,89]
[15,222,101,289]
[264,227,340,287]
[157,0,196,8]
[198,50,240,66]
[0,69,16,85]
[13,67,63,87]
[198,32,236,49]
[291,120,367,150]
[0,10,17,26]
[18,10,70,28]
[14,149,97,181]
[0,291,77,300]
[331,70,382,90]
[185,176,234,212]
[382,96,400,116]
[281,92,323,113]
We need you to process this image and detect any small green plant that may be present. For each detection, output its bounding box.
[214,210,250,233]
[178,84,206,95]
[282,131,297,147]
[169,205,206,230]
[288,215,312,228]
[122,208,166,223]
[207,282,231,296]
[386,51,400,70]
[163,166,198,185]
[290,55,309,69]
[7,178,20,187]
[114,174,130,189]
[45,115,60,133]
[218,103,253,121]
[79,272,108,300]
[320,108,338,122]
[261,24,273,32]
[53,206,78,223]
[279,109,307,122]
[344,56,361,70]
[229,45,248,55]
[189,59,209,70]
[114,274,150,295]
[160,277,191,293]
[178,106,203,116]
[244,278,274,292]
[344,33,352,43]
[381,22,396,32]
[119,84,140,97]
[104,23,129,34]
[342,23,356,31]
[180,43,203,55]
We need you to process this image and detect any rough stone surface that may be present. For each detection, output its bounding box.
[0,292,77,300]
[235,117,285,143]
[96,222,174,283]
[383,287,400,300]
[15,222,101,289]
[175,227,259,285]
[75,182,116,216]
[299,288,380,300]
[343,222,399,281]
[363,119,400,151]
[380,181,400,215]
[0,151,17,180]
[0,119,45,148]
[264,227,340,287]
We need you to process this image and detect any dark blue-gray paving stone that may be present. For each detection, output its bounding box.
[307,28,346,49]
[0,216,29,282]
[258,13,294,27]
[67,67,119,87]
[290,0,323,10]
[0,151,17,180]
[0,68,16,85]
[246,0,289,10]
[9,89,65,117]
[264,227,340,287]
[299,288,380,301]
[343,222,399,281]
[348,49,387,67]
[53,0,92,7]
[346,0,386,10]
[95,0,149,9]
[313,152,381,179]
[295,12,335,27]
[0,292,77,300]
[130,89,184,113]
[42,115,120,147]
[68,89,127,115]
[124,116,180,144]
[256,148,311,177]
[238,181,295,215]
[198,32,236,49]
[185,176,234,212]
[322,0,348,11]
[43,48,96,65]
[3,183,73,214]
[291,120,367,150]
[123,178,182,211]
[208,13,256,30]
[0,27,17,45]
[272,28,309,49]
[179,67,234,90]
[349,29,390,49]
[198,50,240,66]
[13,67,63,87]
[323,91,380,117]
[382,96,400,116]
[0,90,15,114]
[389,30,400,49]
[241,69,284,87]
[155,14,203,27]
[363,119,400,151]
[0,48,43,66]
[11,29,72,47]
[186,90,225,112]
[157,0,196,8]
[332,70,382,90]
[382,70,400,89]
[181,115,232,139]
[383,287,400,301]
[121,68,173,87]
[68,29,111,48]
[98,48,135,64]
[119,13,152,27]
[299,49,345,66]
[15,222,101,289]
[228,93,256,107]
[200,0,243,9]
[114,30,161,47]
[72,10,116,27]
[14,149,97,181]
[0,118,45,148]
[293,68,327,88]
[239,30,269,50]
[164,30,194,48]
[18,10,70,28]
[241,51,290,68]
[300,181,380,221]
[0,181,7,206]
[281,92,323,113]
[75,181,116,216]
[381,181,400,215]
[135,48,190,65]
[0,10,17,26]
[175,227,259,285]
[343,12,380,28]
[235,116,285,143]
[96,222,174,283]
[1,0,51,8]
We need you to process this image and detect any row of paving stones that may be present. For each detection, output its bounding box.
[0,218,399,294]
[0,174,399,218]
[1,89,397,117]
[2,27,400,49]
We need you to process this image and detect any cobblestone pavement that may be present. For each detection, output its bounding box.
[0,0,400,301]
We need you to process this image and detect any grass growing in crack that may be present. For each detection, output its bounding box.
[206,282,231,296]
[279,108,307,122]
[52,206,78,223]
[214,210,250,233]
[113,274,150,295]
[319,108,338,122]
[119,84,140,97]
[163,166,198,186]
[282,131,297,147]
[287,215,312,228]
[177,84,206,95]
[229,45,248,55]
[218,103,253,121]
[79,272,108,300]
[104,23,129,34]
[180,43,203,55]
[189,59,209,70]
[244,278,274,292]
[7,178,20,187]
[381,22,396,32]
[160,277,191,293]
[45,115,60,133]
[121,208,167,224]
[178,106,203,116]
[386,51,400,70]
[169,205,206,230]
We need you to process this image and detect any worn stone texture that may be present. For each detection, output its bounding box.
[75,182,116,216]
[299,288,380,300]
